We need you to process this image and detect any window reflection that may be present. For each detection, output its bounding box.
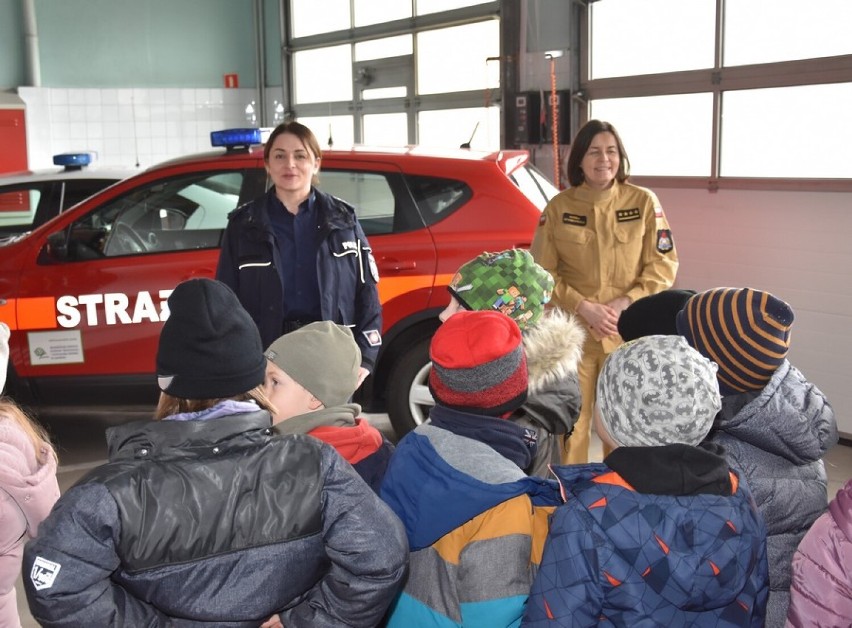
[417,21,499,94]
[590,94,713,176]
[294,46,352,104]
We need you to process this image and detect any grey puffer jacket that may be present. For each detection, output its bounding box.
[511,308,585,478]
[23,409,408,627]
[705,359,838,628]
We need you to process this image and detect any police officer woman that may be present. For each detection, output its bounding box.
[531,119,678,463]
[216,121,382,385]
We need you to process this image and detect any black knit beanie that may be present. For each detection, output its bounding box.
[156,278,267,399]
[617,289,697,341]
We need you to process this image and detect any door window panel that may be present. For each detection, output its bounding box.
[363,113,408,146]
[418,107,500,150]
[354,35,413,62]
[590,93,714,176]
[321,171,397,236]
[720,83,852,178]
[57,171,247,260]
[298,115,355,150]
[290,0,349,37]
[417,21,499,95]
[354,0,412,27]
[590,0,715,78]
[416,0,492,15]
[724,0,852,66]
[510,165,560,210]
[294,46,353,104]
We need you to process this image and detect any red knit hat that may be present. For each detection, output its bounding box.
[428,310,528,416]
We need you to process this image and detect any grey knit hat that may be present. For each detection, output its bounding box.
[264,321,361,407]
[596,335,721,447]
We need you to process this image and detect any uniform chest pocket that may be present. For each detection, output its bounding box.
[614,221,645,266]
[554,227,594,246]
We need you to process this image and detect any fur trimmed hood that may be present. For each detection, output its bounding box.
[523,307,585,394]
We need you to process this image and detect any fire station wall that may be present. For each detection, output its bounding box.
[0,0,283,90]
[0,0,25,88]
[649,185,852,439]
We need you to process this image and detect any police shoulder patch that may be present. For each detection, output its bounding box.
[367,251,380,283]
[363,329,382,347]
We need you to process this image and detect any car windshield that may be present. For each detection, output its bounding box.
[509,165,559,210]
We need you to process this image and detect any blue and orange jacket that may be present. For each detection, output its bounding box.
[523,450,769,627]
[381,420,562,627]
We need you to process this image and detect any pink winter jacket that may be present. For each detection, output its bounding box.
[786,477,852,627]
[0,415,60,628]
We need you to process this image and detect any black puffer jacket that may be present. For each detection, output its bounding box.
[24,408,408,627]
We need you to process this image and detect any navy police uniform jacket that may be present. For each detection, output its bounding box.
[217,187,383,369]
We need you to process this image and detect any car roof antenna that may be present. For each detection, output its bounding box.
[460,122,479,149]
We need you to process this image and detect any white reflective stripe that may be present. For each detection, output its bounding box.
[332,250,357,258]
[238,261,272,269]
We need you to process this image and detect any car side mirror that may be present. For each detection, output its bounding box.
[44,229,70,262]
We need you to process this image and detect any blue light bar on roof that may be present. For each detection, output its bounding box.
[211,128,262,150]
[53,152,92,168]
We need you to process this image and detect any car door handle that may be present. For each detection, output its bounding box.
[379,259,417,272]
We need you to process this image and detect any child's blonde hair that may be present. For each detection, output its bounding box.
[0,398,57,465]
[154,385,276,421]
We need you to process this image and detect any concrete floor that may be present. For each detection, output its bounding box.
[14,413,852,627]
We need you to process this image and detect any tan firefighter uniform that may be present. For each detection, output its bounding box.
[531,180,678,463]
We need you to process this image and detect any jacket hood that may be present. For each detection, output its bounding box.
[520,308,584,434]
[830,478,852,543]
[310,416,384,465]
[0,415,59,535]
[523,308,585,393]
[552,463,766,613]
[380,424,561,550]
[106,409,274,462]
[715,360,837,464]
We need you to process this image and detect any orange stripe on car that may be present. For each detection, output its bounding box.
[17,297,59,330]
[0,298,17,329]
[0,297,60,331]
[375,273,455,304]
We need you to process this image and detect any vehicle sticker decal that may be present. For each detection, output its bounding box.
[2,290,174,331]
[27,330,85,365]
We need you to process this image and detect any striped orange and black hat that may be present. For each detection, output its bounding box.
[675,288,794,396]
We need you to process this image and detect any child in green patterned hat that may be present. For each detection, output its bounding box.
[446,249,554,330]
[438,248,586,477]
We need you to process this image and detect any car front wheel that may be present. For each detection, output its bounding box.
[385,337,435,439]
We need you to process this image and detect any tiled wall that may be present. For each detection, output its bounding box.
[18,86,285,170]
